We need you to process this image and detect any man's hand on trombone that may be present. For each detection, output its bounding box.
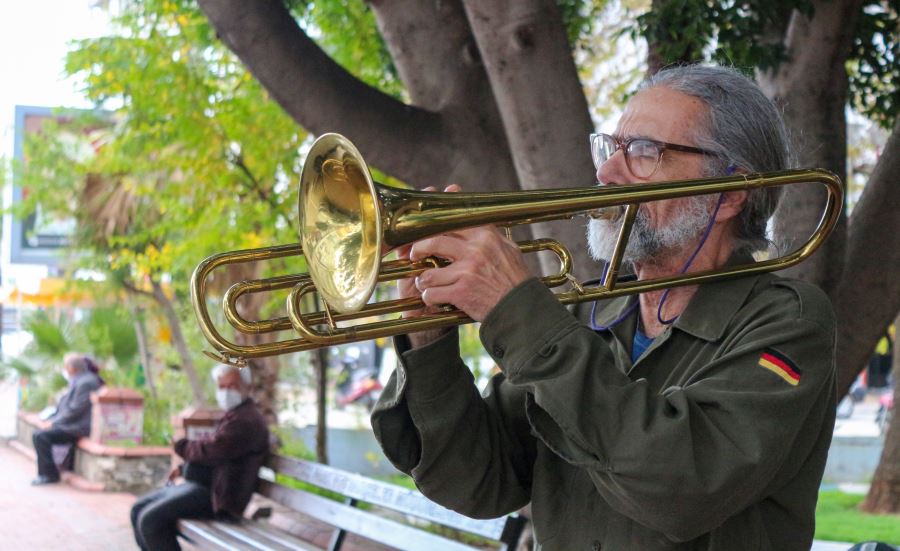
[398,185,531,348]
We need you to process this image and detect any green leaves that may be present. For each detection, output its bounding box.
[25,0,307,294]
[635,0,897,128]
[290,1,403,99]
[22,310,74,360]
[848,0,899,129]
[637,0,814,72]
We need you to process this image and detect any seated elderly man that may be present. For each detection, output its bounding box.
[31,353,104,485]
[372,65,837,550]
[130,364,269,551]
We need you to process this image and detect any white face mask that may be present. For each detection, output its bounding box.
[216,388,243,410]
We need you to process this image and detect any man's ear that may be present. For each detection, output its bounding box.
[714,190,749,223]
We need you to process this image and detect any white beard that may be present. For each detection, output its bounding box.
[587,196,716,266]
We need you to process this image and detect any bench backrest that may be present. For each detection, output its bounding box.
[258,455,524,551]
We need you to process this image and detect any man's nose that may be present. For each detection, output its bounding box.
[596,148,628,185]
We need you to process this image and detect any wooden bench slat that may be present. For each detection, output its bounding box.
[212,521,316,551]
[181,518,320,551]
[260,480,479,551]
[238,522,322,551]
[180,519,250,551]
[264,455,508,540]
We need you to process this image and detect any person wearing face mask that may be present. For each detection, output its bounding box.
[130,364,269,551]
[30,353,104,485]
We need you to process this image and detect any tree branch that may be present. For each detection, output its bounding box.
[196,0,448,183]
[120,279,154,299]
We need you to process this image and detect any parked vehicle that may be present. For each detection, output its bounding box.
[334,343,383,411]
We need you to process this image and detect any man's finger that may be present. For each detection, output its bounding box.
[410,233,470,263]
[415,263,463,292]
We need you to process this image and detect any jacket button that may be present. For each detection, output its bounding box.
[591,541,602,551]
[493,344,505,358]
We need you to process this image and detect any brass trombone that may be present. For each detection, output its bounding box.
[191,133,843,366]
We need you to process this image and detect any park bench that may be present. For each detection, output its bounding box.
[178,454,526,551]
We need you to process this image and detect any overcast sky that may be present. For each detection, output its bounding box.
[0,2,110,160]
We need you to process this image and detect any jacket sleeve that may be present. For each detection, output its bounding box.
[175,416,258,466]
[51,378,97,431]
[371,330,535,519]
[480,278,836,541]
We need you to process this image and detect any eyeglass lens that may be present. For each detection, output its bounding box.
[592,134,662,179]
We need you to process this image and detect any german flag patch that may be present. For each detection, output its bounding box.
[758,348,802,386]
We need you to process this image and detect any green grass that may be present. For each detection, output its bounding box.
[816,490,900,543]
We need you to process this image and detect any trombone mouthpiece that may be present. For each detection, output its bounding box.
[589,206,625,222]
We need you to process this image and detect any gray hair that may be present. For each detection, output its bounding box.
[211,364,252,386]
[64,353,90,374]
[640,65,793,252]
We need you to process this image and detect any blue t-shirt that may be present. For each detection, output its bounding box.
[632,327,654,363]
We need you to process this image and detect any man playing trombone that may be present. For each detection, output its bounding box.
[371,65,837,550]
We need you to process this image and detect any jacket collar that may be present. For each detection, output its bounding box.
[673,258,760,341]
[591,250,762,342]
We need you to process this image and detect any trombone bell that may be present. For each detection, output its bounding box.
[299,134,382,314]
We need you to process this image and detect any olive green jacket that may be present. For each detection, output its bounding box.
[372,268,836,550]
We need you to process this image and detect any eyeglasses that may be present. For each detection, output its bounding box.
[590,133,717,179]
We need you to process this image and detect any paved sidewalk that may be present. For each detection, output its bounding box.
[0,441,138,550]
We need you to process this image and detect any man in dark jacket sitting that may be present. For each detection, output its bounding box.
[130,364,270,551]
[31,353,104,485]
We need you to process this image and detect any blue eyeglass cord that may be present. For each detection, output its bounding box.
[590,191,726,331]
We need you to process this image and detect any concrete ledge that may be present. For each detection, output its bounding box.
[77,438,170,457]
[16,410,173,494]
[7,438,105,491]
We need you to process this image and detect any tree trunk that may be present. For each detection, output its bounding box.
[461,0,596,277]
[368,0,519,189]
[860,312,900,513]
[130,304,157,400]
[151,280,207,405]
[759,0,862,294]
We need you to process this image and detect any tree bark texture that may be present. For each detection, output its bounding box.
[460,0,597,276]
[760,0,862,295]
